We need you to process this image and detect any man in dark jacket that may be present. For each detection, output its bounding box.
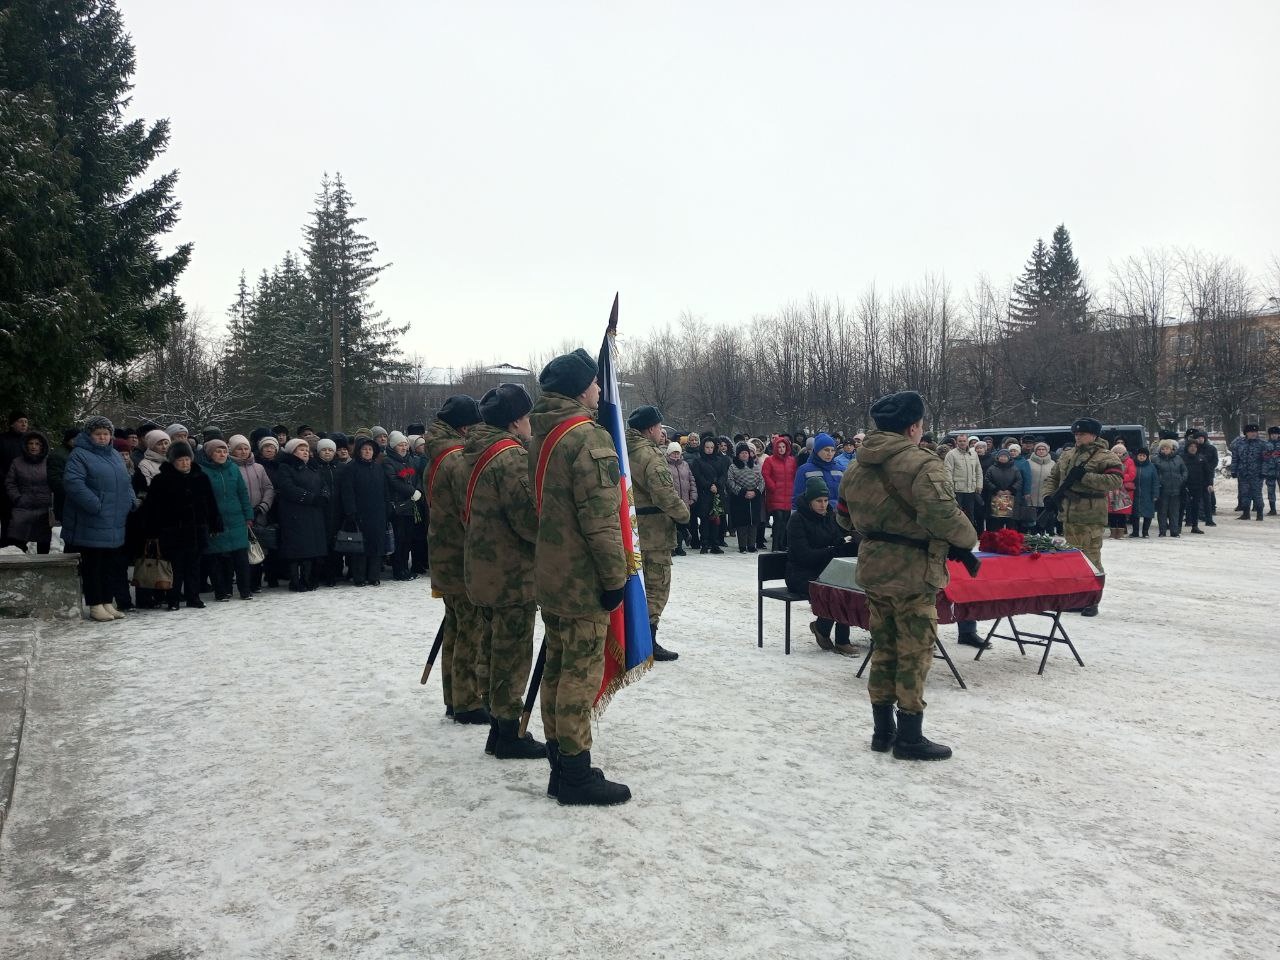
[787,476,858,655]
[338,436,391,587]
[690,437,727,554]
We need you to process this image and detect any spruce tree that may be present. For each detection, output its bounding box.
[0,0,191,421]
[1044,223,1090,333]
[1008,238,1050,328]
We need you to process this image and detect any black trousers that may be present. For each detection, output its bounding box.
[956,492,979,529]
[769,510,790,551]
[348,549,382,585]
[1183,493,1201,529]
[73,545,115,606]
[1157,494,1182,535]
[391,514,414,577]
[211,548,252,599]
[167,545,202,606]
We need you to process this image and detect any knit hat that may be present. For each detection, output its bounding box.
[227,434,250,452]
[995,448,1011,461]
[813,432,836,453]
[370,426,389,439]
[869,391,925,432]
[166,422,188,438]
[802,476,829,503]
[202,427,223,443]
[1110,443,1126,455]
[480,383,534,428]
[666,441,682,456]
[317,438,337,453]
[203,438,229,456]
[627,405,662,431]
[437,395,482,430]
[387,430,408,448]
[145,429,170,450]
[1008,443,1021,456]
[258,435,279,452]
[1136,446,1150,457]
[538,348,598,397]
[1071,417,1103,435]
[168,440,194,462]
[284,438,308,455]
[84,415,114,434]
[112,437,131,452]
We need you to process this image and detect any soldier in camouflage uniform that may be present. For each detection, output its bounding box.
[424,396,489,726]
[464,383,545,760]
[625,405,689,663]
[529,349,631,806]
[836,391,977,761]
[1041,417,1123,617]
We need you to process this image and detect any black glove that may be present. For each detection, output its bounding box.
[946,544,982,578]
[1041,491,1062,512]
[1062,464,1087,490]
[599,587,625,611]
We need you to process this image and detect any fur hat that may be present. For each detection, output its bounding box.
[666,441,683,456]
[168,440,194,462]
[1269,426,1280,436]
[480,383,534,428]
[84,415,114,434]
[1007,443,1022,456]
[627,405,663,431]
[1157,439,1177,454]
[1243,424,1260,433]
[437,395,482,429]
[387,430,408,448]
[538,348,598,398]
[202,427,223,443]
[869,391,925,432]
[283,438,308,455]
[734,441,753,458]
[1110,443,1127,455]
[145,429,170,450]
[1071,417,1103,435]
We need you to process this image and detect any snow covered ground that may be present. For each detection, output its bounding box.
[1,502,1278,959]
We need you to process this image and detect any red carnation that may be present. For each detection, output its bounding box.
[397,466,414,480]
[992,528,1025,555]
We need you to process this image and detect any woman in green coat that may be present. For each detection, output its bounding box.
[202,439,254,600]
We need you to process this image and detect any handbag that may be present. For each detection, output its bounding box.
[246,528,266,566]
[335,520,364,555]
[1107,487,1133,512]
[252,520,278,551]
[132,539,174,591]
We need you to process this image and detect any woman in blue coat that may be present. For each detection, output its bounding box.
[62,416,137,621]
[1129,447,1160,538]
[791,432,844,510]
[201,438,254,600]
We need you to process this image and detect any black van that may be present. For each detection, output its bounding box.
[943,424,1148,456]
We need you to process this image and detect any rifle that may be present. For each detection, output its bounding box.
[419,620,446,685]
[518,639,547,737]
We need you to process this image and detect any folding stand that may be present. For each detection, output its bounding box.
[974,611,1084,674]
[856,636,967,689]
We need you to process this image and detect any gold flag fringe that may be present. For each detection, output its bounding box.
[591,630,653,720]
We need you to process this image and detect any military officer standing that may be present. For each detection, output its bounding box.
[463,383,545,760]
[425,396,489,725]
[837,391,977,761]
[625,405,689,662]
[529,349,631,806]
[1041,416,1123,617]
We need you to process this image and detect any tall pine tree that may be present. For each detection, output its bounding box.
[1008,238,1050,329]
[0,0,191,420]
[1044,223,1090,334]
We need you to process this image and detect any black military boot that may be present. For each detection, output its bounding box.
[870,703,896,753]
[892,711,952,761]
[493,719,546,760]
[545,740,605,798]
[1080,604,1099,617]
[956,629,989,649]
[484,718,498,755]
[651,624,678,662]
[557,751,631,806]
[452,706,490,725]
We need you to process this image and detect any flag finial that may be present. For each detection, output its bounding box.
[607,293,619,336]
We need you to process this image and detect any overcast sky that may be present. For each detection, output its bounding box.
[122,0,1279,367]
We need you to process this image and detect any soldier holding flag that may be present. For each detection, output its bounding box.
[529,348,632,806]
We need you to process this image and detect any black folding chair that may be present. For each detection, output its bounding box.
[757,552,808,654]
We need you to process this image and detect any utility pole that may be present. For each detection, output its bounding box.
[331,306,342,429]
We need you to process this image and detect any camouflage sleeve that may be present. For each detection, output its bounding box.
[910,459,977,548]
[1042,458,1063,498]
[1077,450,1124,494]
[835,464,857,531]
[499,454,539,546]
[573,434,627,591]
[645,449,690,524]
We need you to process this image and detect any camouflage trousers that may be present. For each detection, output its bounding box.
[539,611,608,757]
[445,593,488,713]
[1062,523,1105,574]
[480,600,536,722]
[1237,478,1264,514]
[866,592,937,714]
[643,556,672,628]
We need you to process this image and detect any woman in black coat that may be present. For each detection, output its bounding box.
[312,439,344,586]
[338,436,391,586]
[140,451,221,610]
[383,434,421,581]
[983,448,1023,531]
[690,437,727,554]
[786,476,858,655]
[1180,438,1212,534]
[272,440,329,590]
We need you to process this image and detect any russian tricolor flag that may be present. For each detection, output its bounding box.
[593,294,653,714]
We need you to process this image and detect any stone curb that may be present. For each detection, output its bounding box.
[0,621,36,841]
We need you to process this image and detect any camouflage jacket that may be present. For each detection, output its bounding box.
[836,429,977,598]
[463,423,537,607]
[1042,438,1123,526]
[424,419,470,596]
[528,392,627,618]
[625,427,690,562]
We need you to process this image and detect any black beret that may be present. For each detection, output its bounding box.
[437,395,482,429]
[1243,423,1260,433]
[479,383,533,428]
[538,348,598,398]
[869,391,925,432]
[1071,417,1103,435]
[627,405,663,431]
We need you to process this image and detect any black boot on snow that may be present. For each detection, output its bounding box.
[957,630,990,649]
[871,703,897,753]
[493,719,546,760]
[1080,605,1099,617]
[484,718,498,755]
[545,740,605,798]
[892,711,952,761]
[651,625,678,662]
[557,751,631,806]
[453,706,490,725]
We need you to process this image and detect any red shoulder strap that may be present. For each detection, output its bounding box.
[426,445,463,505]
[463,439,521,525]
[534,416,591,515]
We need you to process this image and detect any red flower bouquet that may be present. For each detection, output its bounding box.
[978,528,1025,556]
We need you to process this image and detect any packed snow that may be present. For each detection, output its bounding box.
[1,498,1278,959]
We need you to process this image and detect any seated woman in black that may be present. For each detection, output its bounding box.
[787,475,859,656]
